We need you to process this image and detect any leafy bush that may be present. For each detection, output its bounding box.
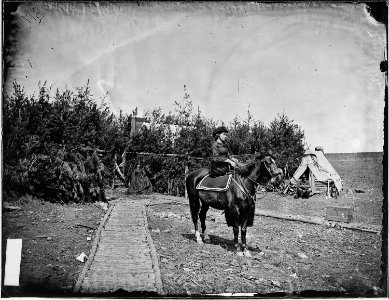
[267,113,305,170]
[3,81,306,200]
[2,81,126,202]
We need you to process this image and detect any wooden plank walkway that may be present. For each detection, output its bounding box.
[74,198,163,295]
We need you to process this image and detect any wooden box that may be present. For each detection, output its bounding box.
[325,206,354,223]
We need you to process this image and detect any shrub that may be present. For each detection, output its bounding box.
[2,81,125,202]
[267,113,305,170]
[3,82,306,199]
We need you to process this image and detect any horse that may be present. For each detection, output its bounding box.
[185,152,283,256]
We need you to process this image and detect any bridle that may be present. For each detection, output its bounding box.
[233,157,281,201]
[247,157,280,185]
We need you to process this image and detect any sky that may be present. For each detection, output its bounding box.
[4,2,386,153]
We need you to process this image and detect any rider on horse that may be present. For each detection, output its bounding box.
[210,126,242,177]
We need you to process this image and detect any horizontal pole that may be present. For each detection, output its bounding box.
[126,151,205,159]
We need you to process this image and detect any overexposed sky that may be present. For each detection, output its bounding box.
[5,2,386,153]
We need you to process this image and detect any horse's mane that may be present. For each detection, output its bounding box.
[235,152,268,177]
[236,160,256,177]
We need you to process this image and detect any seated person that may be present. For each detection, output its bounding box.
[329,181,339,198]
[210,126,241,177]
[294,175,312,199]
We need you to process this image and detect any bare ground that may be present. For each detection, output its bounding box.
[147,201,382,296]
[145,152,385,296]
[1,196,106,297]
[1,152,386,297]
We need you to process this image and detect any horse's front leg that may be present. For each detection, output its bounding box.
[240,220,252,257]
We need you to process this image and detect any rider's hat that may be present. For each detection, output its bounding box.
[212,126,229,138]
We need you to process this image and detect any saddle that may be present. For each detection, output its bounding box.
[196,174,232,192]
[210,161,230,177]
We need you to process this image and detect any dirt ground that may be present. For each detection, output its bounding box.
[147,202,382,296]
[1,152,386,297]
[146,152,385,296]
[1,196,106,297]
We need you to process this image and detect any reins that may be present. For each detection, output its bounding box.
[232,158,277,202]
[232,174,257,202]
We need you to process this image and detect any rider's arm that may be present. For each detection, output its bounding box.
[226,159,237,168]
[225,146,239,166]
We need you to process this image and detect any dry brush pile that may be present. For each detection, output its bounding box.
[4,148,106,203]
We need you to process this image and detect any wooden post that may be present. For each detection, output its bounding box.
[184,163,189,199]
[112,154,116,189]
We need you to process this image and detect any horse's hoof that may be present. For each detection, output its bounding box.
[243,250,252,258]
[236,251,244,257]
[203,236,211,244]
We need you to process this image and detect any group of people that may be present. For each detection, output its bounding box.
[125,125,312,199]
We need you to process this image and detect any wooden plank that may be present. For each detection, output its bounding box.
[80,283,157,294]
[256,209,381,234]
[99,232,147,237]
[101,232,145,237]
[106,218,144,222]
[95,247,150,254]
[82,278,155,286]
[100,232,147,237]
[104,231,146,238]
[104,223,145,227]
[109,212,144,216]
[99,234,147,240]
[109,211,144,215]
[90,261,154,269]
[92,255,152,262]
[96,241,149,247]
[143,205,164,295]
[103,219,145,223]
[86,268,156,276]
[98,239,148,245]
[103,226,145,231]
[92,254,151,261]
[84,274,156,284]
[73,203,115,293]
[76,198,162,294]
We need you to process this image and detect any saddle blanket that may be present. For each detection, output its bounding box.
[196,174,232,192]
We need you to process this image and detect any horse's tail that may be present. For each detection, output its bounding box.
[186,168,208,225]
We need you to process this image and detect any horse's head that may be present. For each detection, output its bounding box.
[253,152,284,186]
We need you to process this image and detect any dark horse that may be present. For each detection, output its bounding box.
[185,152,283,256]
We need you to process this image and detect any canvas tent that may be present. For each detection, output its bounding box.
[290,149,343,194]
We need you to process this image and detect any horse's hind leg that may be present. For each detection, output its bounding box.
[241,220,252,257]
[233,224,243,256]
[199,204,211,243]
[230,208,242,255]
[189,194,203,244]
